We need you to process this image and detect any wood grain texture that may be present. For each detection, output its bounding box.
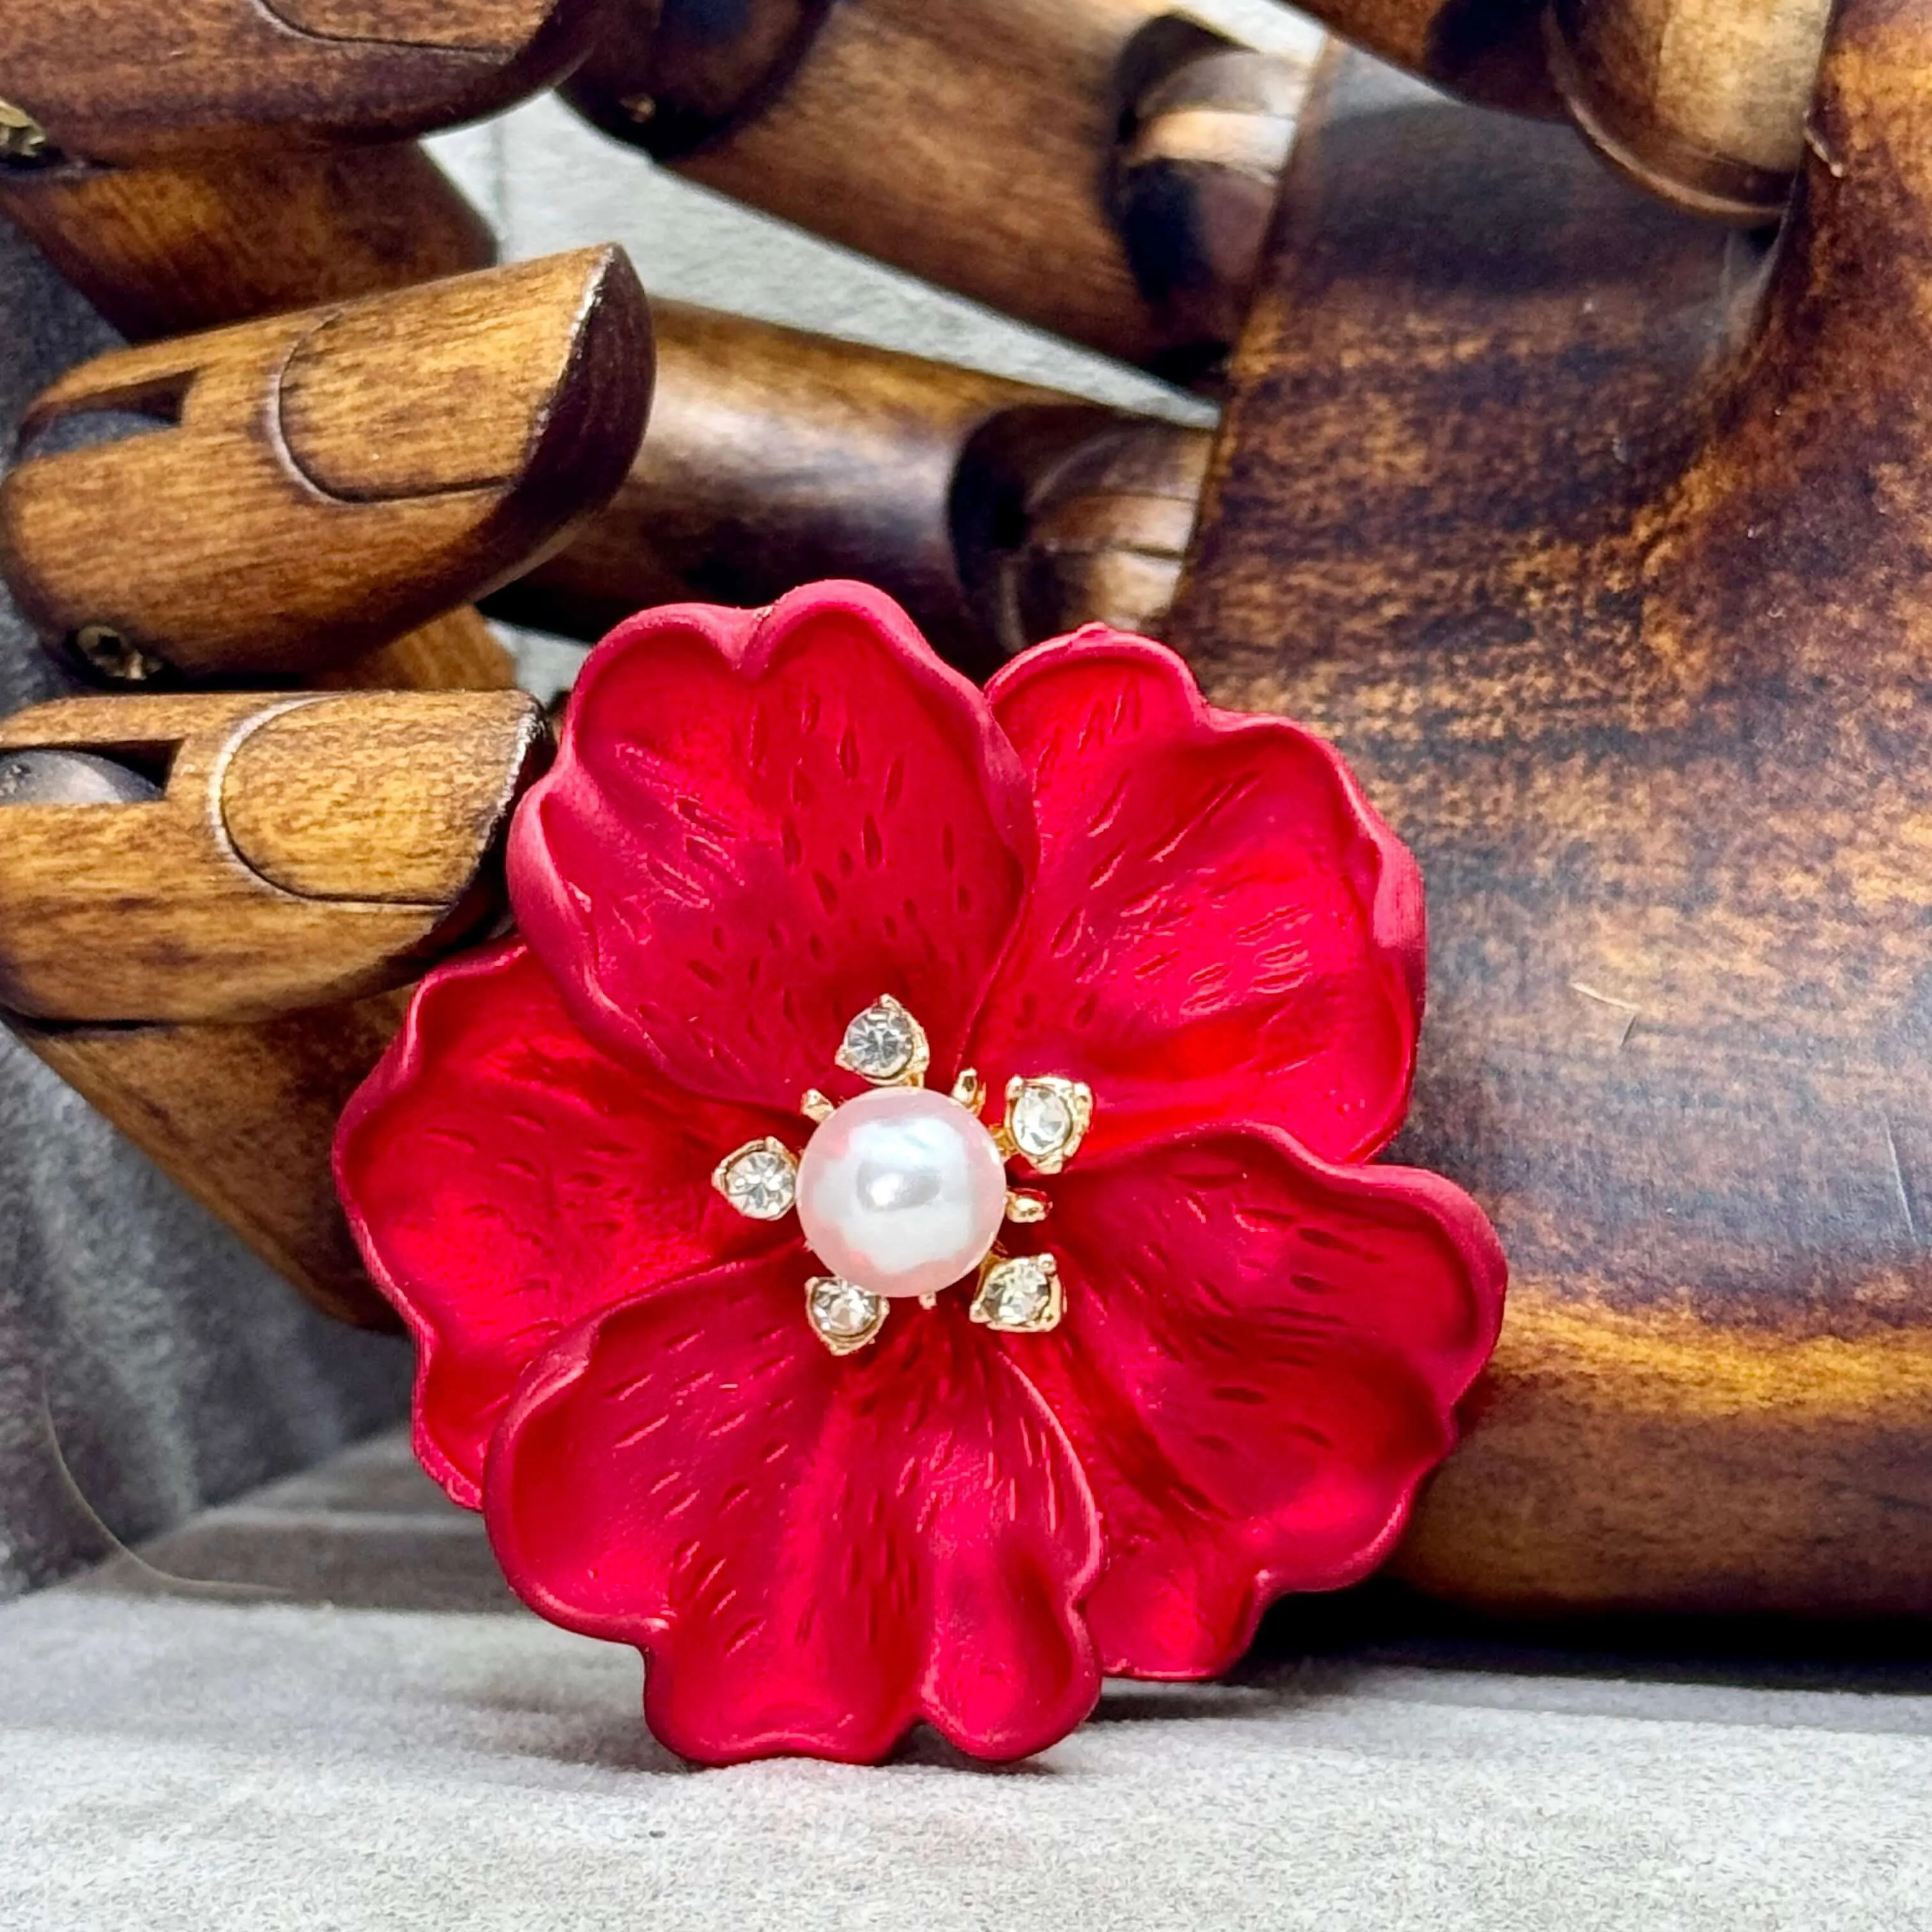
[0,143,494,344]
[0,249,652,680]
[14,997,411,1328]
[1297,0,1831,220]
[0,141,513,689]
[0,0,606,163]
[1545,0,1833,218]
[321,607,517,693]
[1172,15,1932,1616]
[493,300,1208,667]
[0,125,515,1329]
[567,0,1298,377]
[1287,0,1560,111]
[0,691,546,1022]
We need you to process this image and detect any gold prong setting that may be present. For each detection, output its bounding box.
[1004,1075,1093,1175]
[806,1276,887,1353]
[834,993,930,1087]
[710,999,1091,1352]
[712,1136,799,1220]
[970,1254,1062,1334]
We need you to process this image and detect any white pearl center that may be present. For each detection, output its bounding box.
[795,1087,1008,1300]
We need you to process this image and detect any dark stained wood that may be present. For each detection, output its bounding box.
[1286,0,1560,112]
[0,249,652,681]
[0,143,494,344]
[493,300,1211,668]
[1172,15,1932,1616]
[0,691,548,1022]
[567,0,1307,378]
[566,0,829,160]
[0,0,606,163]
[976,407,1210,659]
[1112,45,1306,367]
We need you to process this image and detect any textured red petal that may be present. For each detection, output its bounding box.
[975,634,1424,1163]
[509,583,1036,1112]
[1008,1125,1504,1679]
[334,942,793,1507]
[485,1255,1103,1765]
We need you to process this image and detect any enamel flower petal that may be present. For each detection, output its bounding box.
[487,1257,1103,1765]
[974,636,1425,1164]
[333,941,793,1505]
[508,583,1036,1116]
[1007,1124,1505,1679]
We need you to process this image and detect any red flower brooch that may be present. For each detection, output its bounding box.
[335,581,1505,1765]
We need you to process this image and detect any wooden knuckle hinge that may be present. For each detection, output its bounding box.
[0,249,652,683]
[0,1,608,167]
[0,689,549,1023]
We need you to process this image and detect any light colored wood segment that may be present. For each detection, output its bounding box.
[273,0,560,50]
[0,143,494,346]
[0,691,546,1022]
[222,693,540,903]
[0,0,602,163]
[279,252,620,500]
[0,249,650,680]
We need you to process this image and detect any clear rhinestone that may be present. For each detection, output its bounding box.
[714,1140,796,1220]
[837,997,923,1083]
[972,1254,1061,1333]
[807,1276,885,1353]
[1011,1085,1072,1158]
[1006,1077,1091,1172]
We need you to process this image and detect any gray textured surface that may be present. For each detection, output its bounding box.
[0,219,411,1600]
[4,1431,1931,1931]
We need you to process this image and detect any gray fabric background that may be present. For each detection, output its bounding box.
[6,1430,1932,1931]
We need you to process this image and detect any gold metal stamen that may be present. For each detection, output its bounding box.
[970,1253,1063,1334]
[951,1067,986,1113]
[801,1087,836,1123]
[1005,1189,1050,1224]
